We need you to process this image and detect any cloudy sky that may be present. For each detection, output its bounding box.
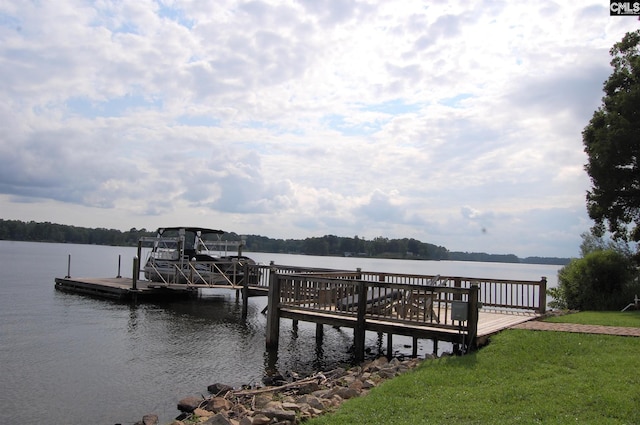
[0,1,637,258]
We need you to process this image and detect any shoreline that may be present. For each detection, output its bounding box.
[130,354,433,425]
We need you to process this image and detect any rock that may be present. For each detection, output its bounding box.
[309,407,324,416]
[177,396,203,412]
[296,381,320,394]
[206,397,233,413]
[325,367,346,379]
[133,414,159,425]
[328,395,343,407]
[239,417,253,425]
[340,375,356,386]
[296,395,324,411]
[194,408,214,418]
[331,387,360,400]
[281,402,301,411]
[396,365,409,374]
[377,368,397,379]
[253,394,273,409]
[201,413,233,425]
[251,414,271,425]
[264,400,283,410]
[348,379,363,391]
[256,408,297,422]
[208,383,234,395]
[310,389,332,399]
[365,356,389,372]
[361,379,376,389]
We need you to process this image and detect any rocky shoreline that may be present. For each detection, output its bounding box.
[130,354,434,425]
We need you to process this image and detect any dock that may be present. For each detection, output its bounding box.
[54,259,547,360]
[260,266,546,359]
[54,277,201,300]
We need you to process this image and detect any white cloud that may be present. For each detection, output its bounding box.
[0,0,636,258]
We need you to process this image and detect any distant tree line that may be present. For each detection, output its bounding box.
[242,234,568,265]
[0,219,154,246]
[0,219,570,265]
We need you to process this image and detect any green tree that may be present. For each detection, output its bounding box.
[583,30,640,246]
[549,249,635,311]
[549,233,639,310]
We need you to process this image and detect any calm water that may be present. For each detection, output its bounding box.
[0,241,561,424]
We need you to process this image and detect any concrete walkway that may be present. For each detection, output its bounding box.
[512,320,640,337]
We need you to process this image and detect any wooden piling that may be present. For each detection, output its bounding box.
[315,323,323,344]
[132,256,138,290]
[354,280,367,362]
[265,267,280,350]
[241,263,249,319]
[467,283,479,350]
[386,333,393,359]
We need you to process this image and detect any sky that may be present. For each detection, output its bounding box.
[0,1,638,259]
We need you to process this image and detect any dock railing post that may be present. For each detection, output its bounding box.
[66,254,71,278]
[454,277,462,301]
[354,280,367,362]
[117,255,122,278]
[242,263,249,319]
[265,267,280,350]
[467,283,479,351]
[132,256,138,290]
[539,277,547,314]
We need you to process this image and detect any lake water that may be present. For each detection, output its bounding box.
[0,241,561,424]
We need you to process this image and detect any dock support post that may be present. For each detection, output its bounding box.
[386,333,393,359]
[66,254,71,278]
[412,336,418,358]
[132,257,138,290]
[539,277,547,314]
[242,263,249,319]
[315,323,323,344]
[354,280,367,362]
[265,267,280,350]
[467,283,479,351]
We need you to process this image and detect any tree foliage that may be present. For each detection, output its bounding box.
[0,219,153,246]
[583,30,640,246]
[549,233,639,311]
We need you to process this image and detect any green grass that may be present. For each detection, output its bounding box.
[308,313,640,425]
[544,310,640,327]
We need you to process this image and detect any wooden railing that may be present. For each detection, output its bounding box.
[276,274,468,331]
[245,264,547,314]
[264,271,481,360]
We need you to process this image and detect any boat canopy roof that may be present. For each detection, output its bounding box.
[156,227,225,235]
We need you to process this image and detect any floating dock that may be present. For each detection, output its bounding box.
[54,277,198,300]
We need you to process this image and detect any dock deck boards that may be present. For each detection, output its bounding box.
[279,305,538,344]
[54,277,199,300]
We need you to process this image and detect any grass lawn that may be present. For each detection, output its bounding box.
[543,310,640,327]
[307,312,640,425]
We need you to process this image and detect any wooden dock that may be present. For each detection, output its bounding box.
[257,265,547,360]
[54,277,199,300]
[54,261,546,360]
